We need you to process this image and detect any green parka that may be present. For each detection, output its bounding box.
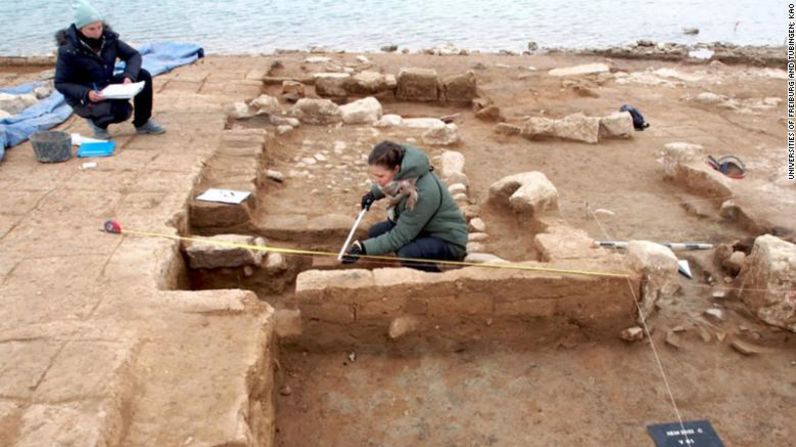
[362,146,468,258]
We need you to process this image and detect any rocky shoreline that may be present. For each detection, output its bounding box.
[574,41,784,67]
[0,42,784,68]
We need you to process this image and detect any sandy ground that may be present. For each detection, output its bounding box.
[277,338,794,446]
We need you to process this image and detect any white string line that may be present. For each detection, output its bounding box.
[579,191,733,209]
[578,174,796,214]
[588,208,693,445]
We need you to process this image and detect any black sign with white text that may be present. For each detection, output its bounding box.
[647,420,725,447]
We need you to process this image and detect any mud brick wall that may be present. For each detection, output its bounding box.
[294,265,640,331]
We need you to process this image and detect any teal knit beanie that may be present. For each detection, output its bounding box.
[73,0,103,29]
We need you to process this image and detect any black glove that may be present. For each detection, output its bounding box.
[342,241,365,264]
[360,191,376,211]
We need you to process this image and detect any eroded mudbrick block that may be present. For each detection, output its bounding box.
[396,67,439,102]
[295,269,375,304]
[442,71,477,104]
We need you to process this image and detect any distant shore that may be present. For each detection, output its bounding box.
[0,41,785,69]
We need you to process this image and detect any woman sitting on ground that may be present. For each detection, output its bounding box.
[54,0,165,139]
[343,140,468,272]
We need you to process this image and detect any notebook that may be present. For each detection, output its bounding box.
[100,81,145,99]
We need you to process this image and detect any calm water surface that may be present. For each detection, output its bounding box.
[0,0,783,55]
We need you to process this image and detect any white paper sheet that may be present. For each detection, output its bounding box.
[71,133,107,145]
[100,81,145,99]
[195,188,251,205]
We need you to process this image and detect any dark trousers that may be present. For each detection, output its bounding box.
[368,220,458,272]
[91,68,153,129]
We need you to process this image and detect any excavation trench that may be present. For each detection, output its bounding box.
[177,94,763,445]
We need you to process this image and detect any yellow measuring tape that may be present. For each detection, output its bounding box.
[109,224,631,279]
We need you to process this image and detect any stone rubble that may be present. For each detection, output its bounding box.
[249,94,280,115]
[229,101,254,119]
[739,235,796,333]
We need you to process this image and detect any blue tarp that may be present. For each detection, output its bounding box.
[0,41,203,161]
[137,42,205,77]
[0,83,71,160]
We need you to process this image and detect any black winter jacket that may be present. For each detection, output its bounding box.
[54,24,142,108]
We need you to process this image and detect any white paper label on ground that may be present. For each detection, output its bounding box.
[196,188,251,205]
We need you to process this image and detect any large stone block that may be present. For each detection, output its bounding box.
[552,113,600,144]
[522,113,600,143]
[282,80,306,97]
[436,150,466,181]
[508,180,560,215]
[489,172,538,203]
[739,235,796,332]
[290,98,343,125]
[626,241,680,322]
[373,113,403,128]
[422,123,460,145]
[676,164,733,198]
[489,171,558,215]
[402,117,446,129]
[599,111,634,138]
[548,63,610,77]
[661,142,704,178]
[249,94,280,115]
[313,72,352,98]
[339,96,383,124]
[396,68,439,102]
[184,234,265,269]
[661,142,732,199]
[521,117,557,139]
[348,71,397,95]
[442,71,477,104]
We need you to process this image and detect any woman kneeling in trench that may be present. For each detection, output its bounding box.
[342,140,468,272]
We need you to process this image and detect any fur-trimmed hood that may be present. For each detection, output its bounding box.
[55,23,118,47]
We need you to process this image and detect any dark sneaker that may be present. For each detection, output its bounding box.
[86,119,110,139]
[136,119,166,135]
